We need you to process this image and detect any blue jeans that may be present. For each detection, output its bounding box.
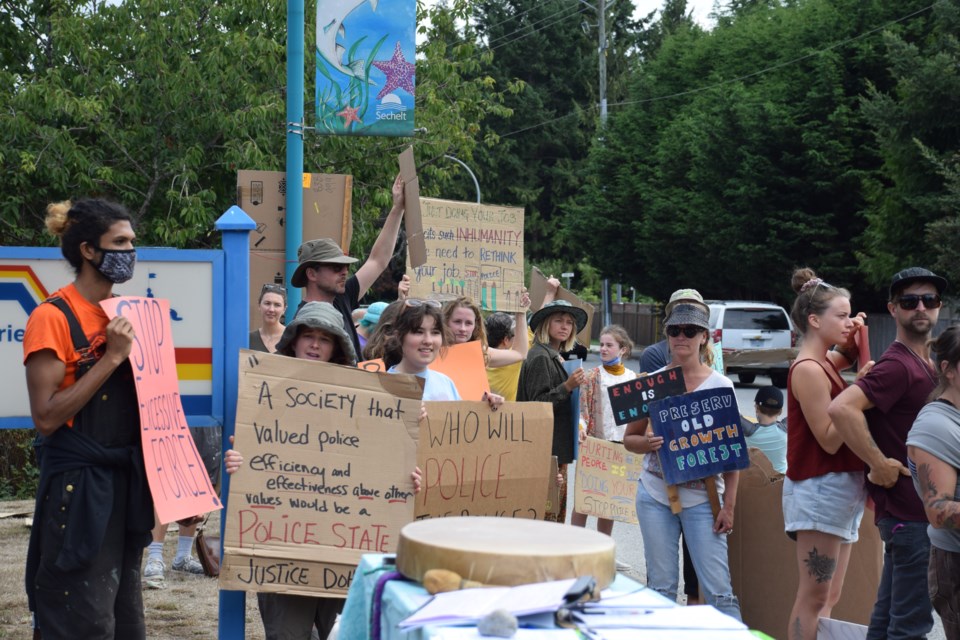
[636,481,741,620]
[866,518,934,640]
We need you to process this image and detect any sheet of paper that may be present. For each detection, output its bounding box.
[431,629,580,640]
[399,579,576,629]
[586,587,676,609]
[596,630,758,640]
[575,605,747,630]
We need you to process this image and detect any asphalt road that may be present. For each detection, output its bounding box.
[569,356,946,638]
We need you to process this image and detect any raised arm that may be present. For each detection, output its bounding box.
[486,288,531,367]
[355,174,405,295]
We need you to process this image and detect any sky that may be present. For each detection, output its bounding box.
[633,0,717,28]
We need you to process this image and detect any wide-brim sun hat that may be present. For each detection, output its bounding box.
[291,238,359,288]
[275,301,358,365]
[529,299,588,334]
[664,303,710,330]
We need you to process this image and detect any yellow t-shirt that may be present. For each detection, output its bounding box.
[486,361,522,401]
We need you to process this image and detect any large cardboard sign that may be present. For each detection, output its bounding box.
[729,450,882,638]
[528,266,594,344]
[221,351,422,597]
[398,147,426,267]
[416,401,553,520]
[608,367,686,426]
[238,170,353,327]
[406,198,525,312]
[100,297,220,524]
[237,170,352,253]
[358,340,489,400]
[573,437,643,524]
[649,387,748,485]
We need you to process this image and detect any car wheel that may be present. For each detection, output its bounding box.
[737,373,756,385]
[770,372,788,388]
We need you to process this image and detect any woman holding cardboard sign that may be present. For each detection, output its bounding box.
[240,301,423,640]
[785,269,868,640]
[623,298,742,620]
[571,325,636,544]
[518,300,589,524]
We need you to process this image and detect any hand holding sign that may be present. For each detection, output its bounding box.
[100,297,220,524]
[648,387,749,486]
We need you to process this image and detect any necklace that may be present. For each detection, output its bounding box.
[895,339,937,386]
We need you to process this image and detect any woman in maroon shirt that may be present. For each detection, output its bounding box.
[784,268,868,640]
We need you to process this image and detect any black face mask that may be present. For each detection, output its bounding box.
[95,247,137,284]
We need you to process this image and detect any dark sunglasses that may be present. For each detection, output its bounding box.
[897,294,942,311]
[666,325,704,338]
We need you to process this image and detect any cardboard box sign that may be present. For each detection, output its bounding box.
[573,437,643,524]
[221,351,422,597]
[607,367,685,426]
[239,170,353,328]
[237,170,352,253]
[648,387,749,484]
[728,449,882,639]
[415,401,554,521]
[405,197,526,312]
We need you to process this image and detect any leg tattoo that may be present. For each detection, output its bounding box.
[804,546,837,584]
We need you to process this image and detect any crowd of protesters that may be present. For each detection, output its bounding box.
[20,184,958,640]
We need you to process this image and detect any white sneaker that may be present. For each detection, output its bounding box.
[143,557,165,589]
[172,555,205,575]
[615,559,631,572]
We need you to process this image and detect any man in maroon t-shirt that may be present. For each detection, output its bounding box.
[829,267,946,640]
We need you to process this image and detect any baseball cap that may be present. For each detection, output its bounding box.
[889,267,947,299]
[291,238,358,288]
[666,288,709,315]
[665,303,710,330]
[754,385,784,410]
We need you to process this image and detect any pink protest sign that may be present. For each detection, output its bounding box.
[101,297,220,523]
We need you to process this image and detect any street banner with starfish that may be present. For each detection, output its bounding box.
[315,0,415,136]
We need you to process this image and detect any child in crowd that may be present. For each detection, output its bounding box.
[384,299,504,408]
[744,386,788,474]
[241,301,421,640]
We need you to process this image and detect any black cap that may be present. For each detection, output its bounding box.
[889,267,947,299]
[754,385,783,410]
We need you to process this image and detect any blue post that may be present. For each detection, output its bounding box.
[286,0,305,320]
[215,206,256,639]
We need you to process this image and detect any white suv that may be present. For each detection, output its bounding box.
[707,301,795,387]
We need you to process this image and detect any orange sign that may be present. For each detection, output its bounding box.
[101,297,221,524]
[358,341,489,400]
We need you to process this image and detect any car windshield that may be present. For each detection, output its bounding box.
[724,309,789,331]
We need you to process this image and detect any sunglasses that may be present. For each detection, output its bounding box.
[260,283,285,296]
[666,325,704,339]
[403,298,442,309]
[896,294,942,311]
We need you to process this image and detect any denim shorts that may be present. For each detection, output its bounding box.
[783,471,866,543]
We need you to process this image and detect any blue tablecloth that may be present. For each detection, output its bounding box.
[339,554,652,640]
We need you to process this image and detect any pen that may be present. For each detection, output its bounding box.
[576,609,655,616]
